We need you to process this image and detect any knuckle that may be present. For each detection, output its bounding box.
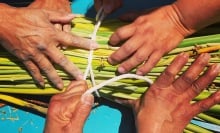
[181,75,194,85]
[33,53,44,64]
[42,66,53,74]
[57,55,69,66]
[14,49,31,61]
[197,102,209,112]
[110,54,120,64]
[210,92,220,104]
[122,45,133,53]
[28,66,39,75]
[80,86,87,92]
[78,80,87,86]
[113,29,124,40]
[63,34,73,44]
[134,53,146,63]
[162,70,175,80]
[37,43,47,50]
[191,82,202,95]
[135,16,145,24]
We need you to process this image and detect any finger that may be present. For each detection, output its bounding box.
[116,41,151,74]
[44,10,75,23]
[108,35,143,66]
[63,24,71,33]
[66,80,88,91]
[185,63,220,100]
[59,87,85,100]
[108,24,135,46]
[46,45,84,80]
[103,0,122,14]
[136,50,163,75]
[23,60,45,88]
[32,52,63,89]
[94,0,102,12]
[54,23,62,31]
[153,53,189,88]
[52,81,88,101]
[173,53,210,93]
[56,31,98,49]
[71,94,94,128]
[191,90,220,116]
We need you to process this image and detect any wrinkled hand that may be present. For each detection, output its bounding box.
[29,0,72,32]
[44,80,94,133]
[94,0,122,14]
[108,5,194,75]
[119,53,220,133]
[0,5,98,89]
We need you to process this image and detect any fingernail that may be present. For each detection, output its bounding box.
[77,74,84,80]
[37,81,45,89]
[200,53,210,60]
[57,82,64,90]
[81,94,94,106]
[107,57,113,64]
[179,52,189,58]
[67,14,75,18]
[118,67,126,74]
[136,71,143,75]
[39,81,45,88]
[91,42,99,49]
[213,63,220,73]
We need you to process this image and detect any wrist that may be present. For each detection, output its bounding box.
[164,5,195,38]
[135,108,184,133]
[173,0,220,32]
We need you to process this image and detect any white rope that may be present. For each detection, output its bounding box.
[81,74,153,101]
[83,8,105,97]
[82,8,153,101]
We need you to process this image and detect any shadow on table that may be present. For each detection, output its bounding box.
[94,97,137,133]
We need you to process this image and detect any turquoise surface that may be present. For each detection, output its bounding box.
[0,105,45,133]
[0,98,135,133]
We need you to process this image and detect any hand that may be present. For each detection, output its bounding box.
[107,5,194,75]
[94,0,122,14]
[29,0,72,32]
[44,80,94,133]
[119,53,220,133]
[0,5,98,89]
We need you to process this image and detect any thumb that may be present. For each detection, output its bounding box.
[71,94,94,127]
[44,10,75,23]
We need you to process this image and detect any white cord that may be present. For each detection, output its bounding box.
[81,74,153,101]
[82,8,153,101]
[83,8,105,97]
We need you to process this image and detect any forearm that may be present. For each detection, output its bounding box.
[172,0,220,31]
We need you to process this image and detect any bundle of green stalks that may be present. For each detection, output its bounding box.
[0,16,220,132]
